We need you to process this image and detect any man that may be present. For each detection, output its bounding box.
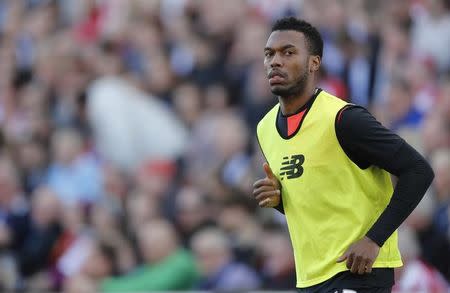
[191,227,261,290]
[101,219,198,291]
[253,17,434,293]
[0,157,29,251]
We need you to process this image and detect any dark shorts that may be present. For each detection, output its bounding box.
[297,268,394,293]
[325,289,391,293]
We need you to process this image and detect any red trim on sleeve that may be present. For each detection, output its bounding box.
[336,106,351,124]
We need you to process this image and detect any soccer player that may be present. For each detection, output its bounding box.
[253,17,434,293]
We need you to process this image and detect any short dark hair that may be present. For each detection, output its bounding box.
[271,17,323,58]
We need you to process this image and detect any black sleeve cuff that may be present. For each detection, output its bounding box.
[273,192,285,214]
[274,203,284,214]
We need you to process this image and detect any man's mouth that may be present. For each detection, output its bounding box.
[268,72,286,85]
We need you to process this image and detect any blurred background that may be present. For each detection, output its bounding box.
[0,0,449,292]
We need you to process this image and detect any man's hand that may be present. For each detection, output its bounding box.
[253,163,281,208]
[337,236,380,274]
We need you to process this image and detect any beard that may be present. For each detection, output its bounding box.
[270,69,309,98]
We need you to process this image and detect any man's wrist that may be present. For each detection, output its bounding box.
[365,234,382,248]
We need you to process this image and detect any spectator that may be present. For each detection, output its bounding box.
[53,202,91,287]
[16,138,48,194]
[18,186,62,277]
[89,203,135,274]
[405,192,450,282]
[218,195,262,265]
[430,148,450,204]
[99,164,128,214]
[185,111,249,198]
[386,78,424,131]
[431,149,450,250]
[394,226,449,292]
[174,185,215,247]
[0,157,29,252]
[125,192,161,241]
[100,219,198,292]
[191,227,261,290]
[171,82,203,129]
[87,77,188,171]
[259,226,296,289]
[204,83,230,113]
[411,0,450,72]
[421,114,450,155]
[79,240,118,283]
[47,128,102,204]
[220,152,255,195]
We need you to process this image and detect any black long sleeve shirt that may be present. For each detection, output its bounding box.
[336,105,434,246]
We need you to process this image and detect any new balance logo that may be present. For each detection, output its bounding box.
[279,154,305,180]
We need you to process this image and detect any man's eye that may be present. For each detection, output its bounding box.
[285,51,294,56]
[265,51,273,57]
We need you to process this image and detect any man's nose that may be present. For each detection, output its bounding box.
[270,52,282,68]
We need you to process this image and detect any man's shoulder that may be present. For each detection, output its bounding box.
[318,90,349,108]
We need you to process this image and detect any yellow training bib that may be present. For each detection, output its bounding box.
[257,90,402,287]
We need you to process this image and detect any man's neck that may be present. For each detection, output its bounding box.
[279,86,317,116]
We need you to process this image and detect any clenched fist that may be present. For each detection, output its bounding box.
[253,163,281,208]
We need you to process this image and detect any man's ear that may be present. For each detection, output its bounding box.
[309,55,321,73]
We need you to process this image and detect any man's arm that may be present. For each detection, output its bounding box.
[335,105,434,272]
[365,142,434,246]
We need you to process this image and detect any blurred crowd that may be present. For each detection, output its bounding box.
[0,0,449,292]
